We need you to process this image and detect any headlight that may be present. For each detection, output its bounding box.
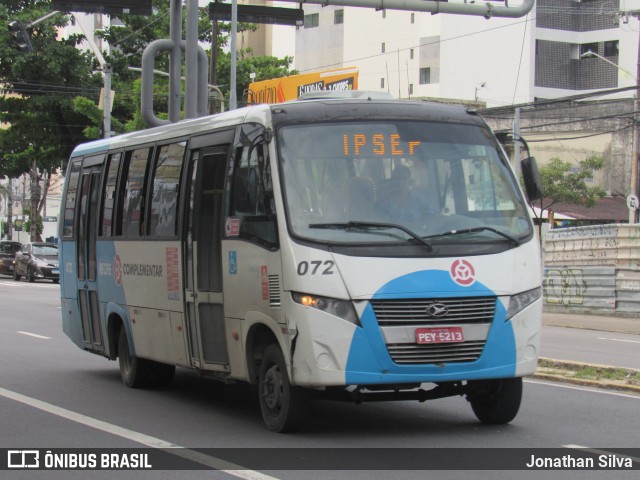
[292,292,360,326]
[506,287,541,320]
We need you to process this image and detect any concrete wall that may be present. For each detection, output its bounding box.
[544,224,640,316]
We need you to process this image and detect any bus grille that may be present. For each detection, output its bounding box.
[371,297,496,365]
[386,341,486,364]
[370,296,495,326]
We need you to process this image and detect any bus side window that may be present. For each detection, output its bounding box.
[99,153,121,237]
[229,144,278,249]
[148,142,186,237]
[62,160,82,239]
[118,147,152,237]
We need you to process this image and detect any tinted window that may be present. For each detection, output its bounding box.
[62,161,81,238]
[148,142,185,237]
[120,148,151,237]
[100,153,121,237]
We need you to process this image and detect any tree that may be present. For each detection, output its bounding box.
[535,155,607,230]
[0,0,101,237]
[96,0,296,126]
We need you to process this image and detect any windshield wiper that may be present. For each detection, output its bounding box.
[422,226,521,246]
[309,221,433,251]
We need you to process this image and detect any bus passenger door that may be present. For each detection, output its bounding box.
[77,161,104,353]
[184,146,230,371]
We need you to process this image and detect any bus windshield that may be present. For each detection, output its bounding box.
[278,120,532,249]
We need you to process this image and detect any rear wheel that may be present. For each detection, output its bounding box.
[27,266,35,283]
[468,377,523,424]
[118,327,154,388]
[258,344,309,433]
[13,268,20,281]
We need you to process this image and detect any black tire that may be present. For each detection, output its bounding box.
[13,268,20,281]
[149,362,175,388]
[52,279,59,284]
[27,266,35,283]
[468,377,523,424]
[118,327,154,388]
[258,344,309,433]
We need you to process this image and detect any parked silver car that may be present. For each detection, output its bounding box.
[13,242,59,283]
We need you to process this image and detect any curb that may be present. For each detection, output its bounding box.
[533,357,640,394]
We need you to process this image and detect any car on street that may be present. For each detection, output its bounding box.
[13,242,59,283]
[0,240,22,276]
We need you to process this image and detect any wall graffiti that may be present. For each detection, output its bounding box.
[543,268,588,306]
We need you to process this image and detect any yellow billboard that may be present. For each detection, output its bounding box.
[247,67,358,105]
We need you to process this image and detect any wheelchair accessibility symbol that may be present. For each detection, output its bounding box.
[229,251,238,275]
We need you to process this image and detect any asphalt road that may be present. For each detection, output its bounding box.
[540,325,640,370]
[0,278,638,479]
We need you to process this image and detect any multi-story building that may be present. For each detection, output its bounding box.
[291,0,640,106]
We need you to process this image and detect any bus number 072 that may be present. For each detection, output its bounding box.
[297,260,335,276]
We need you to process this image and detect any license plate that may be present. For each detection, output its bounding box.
[415,327,464,344]
[51,269,59,275]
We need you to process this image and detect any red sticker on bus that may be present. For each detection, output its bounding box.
[450,259,475,286]
[225,217,240,237]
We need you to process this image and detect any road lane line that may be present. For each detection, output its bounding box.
[18,331,51,340]
[597,337,640,345]
[0,387,280,480]
[0,281,59,289]
[564,444,640,463]
[525,379,640,399]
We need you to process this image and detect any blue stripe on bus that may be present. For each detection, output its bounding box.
[345,270,516,384]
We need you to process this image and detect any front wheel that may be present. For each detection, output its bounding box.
[13,268,20,281]
[27,266,35,283]
[467,377,523,424]
[258,344,309,433]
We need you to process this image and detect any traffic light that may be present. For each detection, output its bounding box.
[8,20,33,53]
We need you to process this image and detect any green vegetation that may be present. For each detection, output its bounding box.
[538,358,640,386]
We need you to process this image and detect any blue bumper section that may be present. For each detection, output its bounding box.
[345,270,517,384]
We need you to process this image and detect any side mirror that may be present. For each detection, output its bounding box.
[521,156,543,202]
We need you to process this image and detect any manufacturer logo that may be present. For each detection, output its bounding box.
[425,303,449,318]
[450,259,476,286]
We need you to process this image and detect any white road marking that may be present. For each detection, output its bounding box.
[18,331,50,340]
[0,280,59,289]
[525,379,640,399]
[0,387,280,480]
[598,337,640,345]
[564,444,640,463]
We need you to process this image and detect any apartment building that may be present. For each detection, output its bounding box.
[291,0,640,107]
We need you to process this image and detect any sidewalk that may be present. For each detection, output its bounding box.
[543,311,640,335]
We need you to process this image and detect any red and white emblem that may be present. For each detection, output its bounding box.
[114,254,123,286]
[450,259,475,286]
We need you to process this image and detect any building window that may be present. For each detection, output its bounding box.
[604,40,619,57]
[334,9,344,24]
[410,49,414,60]
[411,13,415,24]
[304,13,319,28]
[381,78,385,88]
[580,43,598,57]
[419,67,431,85]
[382,42,385,53]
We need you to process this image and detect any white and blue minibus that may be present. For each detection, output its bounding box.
[60,96,542,432]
